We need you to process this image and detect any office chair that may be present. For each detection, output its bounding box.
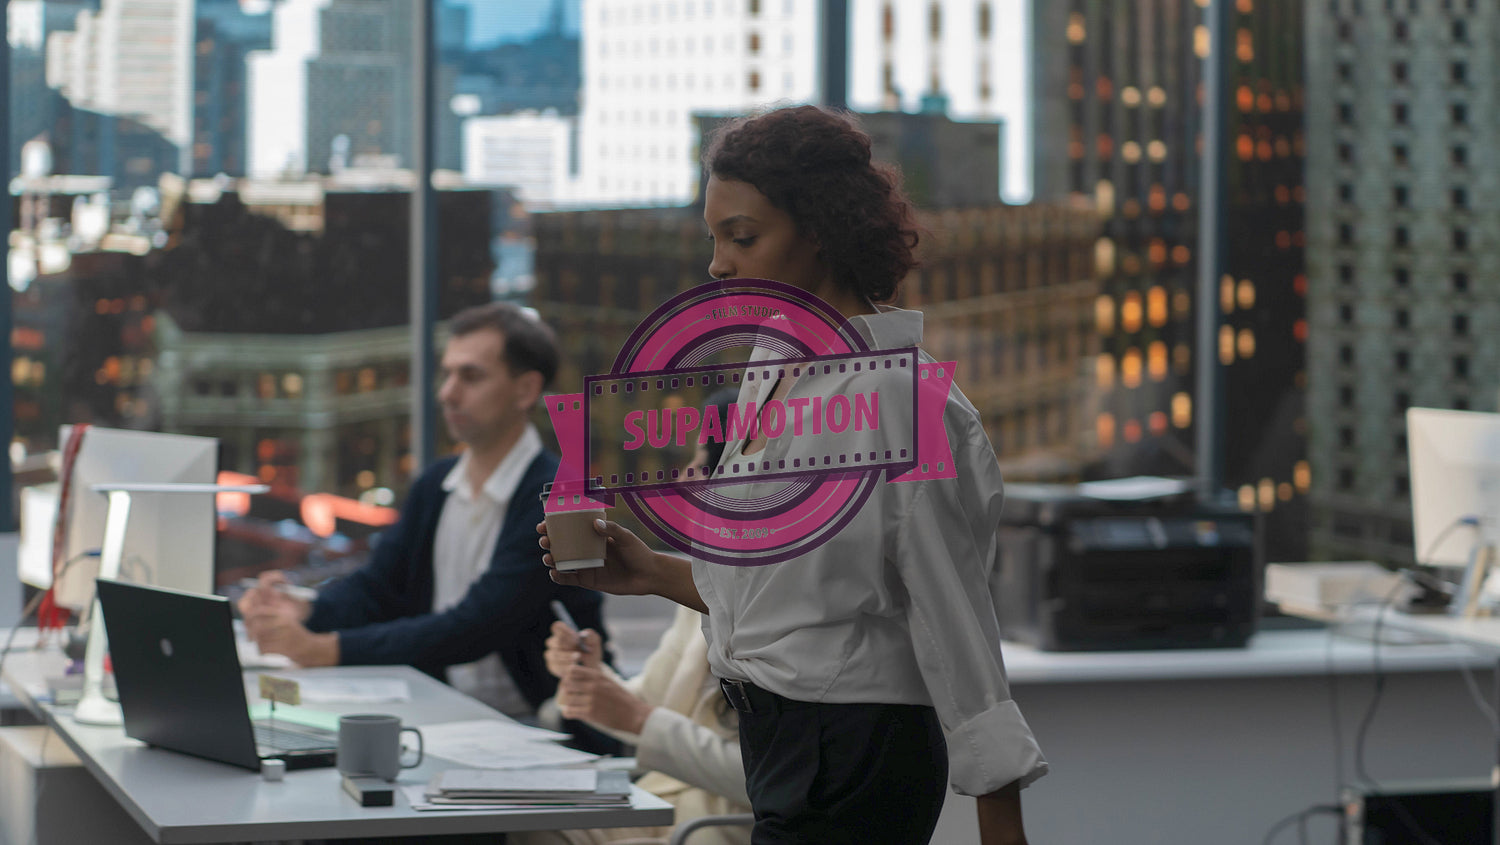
[666,813,755,845]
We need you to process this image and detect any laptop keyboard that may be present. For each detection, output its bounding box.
[253,723,334,751]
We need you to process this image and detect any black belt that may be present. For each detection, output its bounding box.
[718,677,815,715]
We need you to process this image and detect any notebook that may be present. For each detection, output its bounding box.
[95,579,339,771]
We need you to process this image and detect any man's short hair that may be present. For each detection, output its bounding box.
[448,303,559,389]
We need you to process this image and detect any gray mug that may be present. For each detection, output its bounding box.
[336,714,423,781]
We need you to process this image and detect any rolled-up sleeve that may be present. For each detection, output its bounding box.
[893,428,1047,796]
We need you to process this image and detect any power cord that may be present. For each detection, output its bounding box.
[1260,804,1341,845]
[0,551,100,699]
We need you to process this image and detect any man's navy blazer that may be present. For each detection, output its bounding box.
[304,449,607,711]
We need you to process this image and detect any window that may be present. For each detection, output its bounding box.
[1454,356,1470,378]
[1393,225,1408,248]
[1453,19,1467,41]
[1340,427,1355,447]
[1394,350,1409,371]
[1339,384,1355,408]
[1454,314,1470,335]
[1395,310,1409,330]
[1453,228,1468,251]
[1395,391,1410,412]
[1339,264,1354,284]
[1453,145,1468,167]
[1393,62,1408,84]
[1337,143,1354,164]
[1338,62,1352,82]
[1452,61,1467,84]
[1452,103,1468,125]
[1340,303,1354,325]
[1338,222,1353,245]
[1393,103,1408,125]
[1395,267,1410,287]
[1453,187,1468,209]
[1393,185,1408,207]
[1338,183,1353,203]
[1340,345,1354,365]
[1453,271,1469,292]
[1337,102,1354,125]
[1455,397,1471,410]
[1394,19,1408,40]
[1393,144,1409,166]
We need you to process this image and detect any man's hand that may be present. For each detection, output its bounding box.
[244,608,339,667]
[544,621,603,678]
[236,571,312,623]
[555,663,654,735]
[976,779,1028,845]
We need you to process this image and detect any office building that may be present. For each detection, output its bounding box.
[1031,0,1308,559]
[246,0,330,177]
[191,0,273,177]
[454,1,580,116]
[46,0,195,173]
[903,199,1102,478]
[463,111,576,206]
[1305,2,1500,564]
[574,0,820,205]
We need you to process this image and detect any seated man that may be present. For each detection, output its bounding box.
[238,302,609,721]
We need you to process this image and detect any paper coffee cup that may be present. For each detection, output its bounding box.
[543,508,607,571]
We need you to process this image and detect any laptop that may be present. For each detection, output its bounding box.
[95,579,339,771]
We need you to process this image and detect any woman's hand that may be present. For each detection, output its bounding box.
[538,519,661,596]
[544,621,603,678]
[556,663,654,735]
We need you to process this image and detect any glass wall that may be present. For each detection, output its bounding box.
[9,0,1488,588]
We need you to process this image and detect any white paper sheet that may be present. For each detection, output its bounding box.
[294,677,411,704]
[416,719,598,770]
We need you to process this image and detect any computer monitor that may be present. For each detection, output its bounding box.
[18,426,218,610]
[1406,407,1500,568]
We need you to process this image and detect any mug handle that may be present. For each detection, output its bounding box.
[400,726,423,769]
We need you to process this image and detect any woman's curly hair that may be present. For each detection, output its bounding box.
[702,106,921,304]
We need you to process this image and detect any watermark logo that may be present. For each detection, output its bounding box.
[545,279,957,566]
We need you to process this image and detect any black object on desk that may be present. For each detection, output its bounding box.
[342,774,396,807]
[995,483,1261,651]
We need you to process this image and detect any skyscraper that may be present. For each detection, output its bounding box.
[193,0,273,177]
[574,0,819,205]
[1032,0,1308,559]
[46,0,195,173]
[1305,1,1499,565]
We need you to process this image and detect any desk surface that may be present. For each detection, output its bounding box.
[998,625,1491,684]
[1,647,672,844]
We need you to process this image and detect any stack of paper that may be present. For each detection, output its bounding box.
[414,768,632,810]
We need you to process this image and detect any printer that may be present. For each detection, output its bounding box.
[994,479,1262,651]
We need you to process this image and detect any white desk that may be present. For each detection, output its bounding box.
[1,644,673,844]
[930,628,1497,845]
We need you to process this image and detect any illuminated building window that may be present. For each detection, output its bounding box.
[1095,180,1115,215]
[1147,287,1168,327]
[1147,141,1167,161]
[1067,12,1086,43]
[1220,276,1236,313]
[1173,192,1191,211]
[1238,485,1256,511]
[1148,342,1168,381]
[1147,87,1166,106]
[1237,328,1255,359]
[1218,325,1236,365]
[1121,86,1141,106]
[1095,295,1115,333]
[1097,134,1114,159]
[1294,461,1311,493]
[1123,419,1143,443]
[1236,280,1255,310]
[1171,245,1190,264]
[1121,348,1143,388]
[1149,412,1168,436]
[1095,239,1116,275]
[1194,25,1210,58]
[1096,77,1113,100]
[1172,393,1192,428]
[1258,479,1276,512]
[1097,413,1115,448]
[1237,0,1253,12]
[282,373,304,399]
[1096,353,1115,388]
[1121,291,1143,332]
[1235,29,1253,62]
[1237,85,1254,111]
[1174,344,1192,373]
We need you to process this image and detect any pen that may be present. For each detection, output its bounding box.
[549,600,591,654]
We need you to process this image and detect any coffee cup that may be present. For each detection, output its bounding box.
[336,714,423,782]
[543,507,607,571]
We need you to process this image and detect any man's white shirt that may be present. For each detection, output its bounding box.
[433,424,543,717]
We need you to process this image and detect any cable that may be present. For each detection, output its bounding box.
[1260,804,1340,845]
[0,551,100,697]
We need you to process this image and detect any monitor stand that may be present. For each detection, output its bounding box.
[73,482,269,726]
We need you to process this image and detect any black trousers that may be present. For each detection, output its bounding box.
[733,685,948,845]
